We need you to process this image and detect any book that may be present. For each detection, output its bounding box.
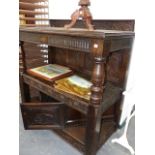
[54,75,92,100]
[27,64,73,82]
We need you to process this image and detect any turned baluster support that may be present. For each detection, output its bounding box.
[85,41,106,155]
[90,57,106,105]
[90,41,106,106]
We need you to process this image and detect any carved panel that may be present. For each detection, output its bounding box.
[21,102,64,129]
[48,35,91,52]
[106,50,130,88]
[20,32,48,44]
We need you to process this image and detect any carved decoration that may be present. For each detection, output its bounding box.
[90,58,106,105]
[48,35,91,52]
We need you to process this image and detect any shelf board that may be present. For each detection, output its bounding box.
[20,9,48,15]
[20,0,48,3]
[23,74,89,114]
[52,129,85,153]
[52,119,116,153]
[63,127,85,145]
[19,2,48,10]
[20,17,49,21]
[22,73,122,115]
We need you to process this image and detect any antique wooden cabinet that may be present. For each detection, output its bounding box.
[19,26,134,155]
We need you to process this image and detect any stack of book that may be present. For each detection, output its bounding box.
[27,64,92,100]
[54,75,92,100]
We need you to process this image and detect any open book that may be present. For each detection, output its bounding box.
[27,64,73,82]
[54,75,92,100]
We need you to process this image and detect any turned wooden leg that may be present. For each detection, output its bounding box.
[85,57,106,154]
[85,106,102,155]
[85,39,106,154]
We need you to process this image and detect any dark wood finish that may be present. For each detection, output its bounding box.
[90,39,105,105]
[20,23,134,155]
[21,101,87,130]
[20,41,31,103]
[21,42,48,70]
[50,19,135,31]
[21,102,65,129]
[19,27,134,39]
[52,117,116,153]
[20,75,31,103]
[22,74,122,114]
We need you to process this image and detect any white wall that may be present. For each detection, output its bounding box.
[49,0,135,19]
[48,0,136,125]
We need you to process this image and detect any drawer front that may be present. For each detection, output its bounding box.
[21,102,86,130]
[21,102,65,129]
[48,34,91,52]
[20,32,48,44]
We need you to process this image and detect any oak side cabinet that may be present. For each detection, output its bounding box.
[19,26,134,155]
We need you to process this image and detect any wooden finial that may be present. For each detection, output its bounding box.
[64,0,94,30]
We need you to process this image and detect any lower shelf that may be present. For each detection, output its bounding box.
[52,121,116,153]
[63,127,85,145]
[23,73,89,114]
[22,73,122,115]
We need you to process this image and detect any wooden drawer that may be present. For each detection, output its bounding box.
[21,102,65,129]
[20,32,48,44]
[20,101,86,130]
[48,34,92,52]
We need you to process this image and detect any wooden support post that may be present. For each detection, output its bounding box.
[90,39,106,105]
[85,106,102,155]
[85,40,106,155]
[90,57,106,105]
[20,41,31,102]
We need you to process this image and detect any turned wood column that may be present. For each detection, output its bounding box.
[85,40,106,155]
[90,40,106,105]
[90,57,106,105]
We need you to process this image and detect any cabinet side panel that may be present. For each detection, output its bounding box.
[106,49,131,89]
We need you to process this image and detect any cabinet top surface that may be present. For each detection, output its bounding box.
[19,26,134,39]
